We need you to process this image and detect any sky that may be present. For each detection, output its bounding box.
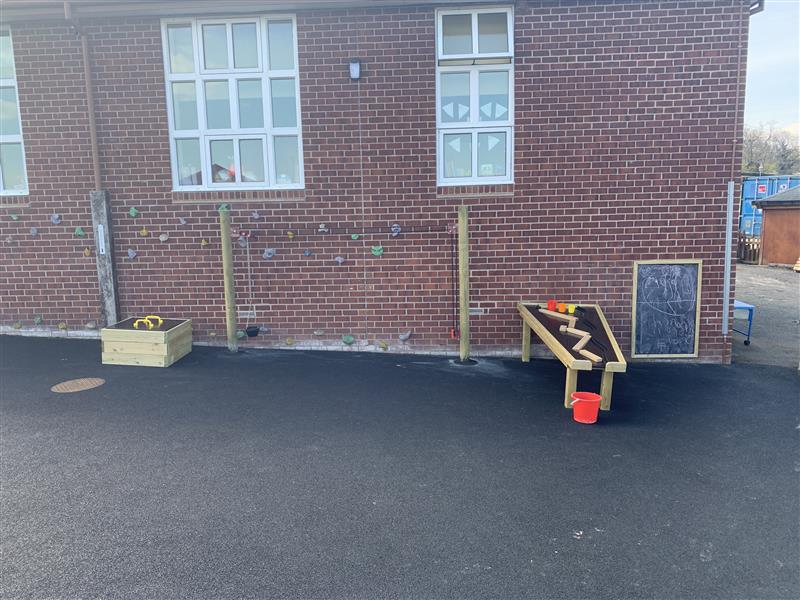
[744,0,800,135]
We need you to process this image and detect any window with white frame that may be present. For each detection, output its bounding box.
[161,16,303,191]
[0,30,29,196]
[436,7,513,185]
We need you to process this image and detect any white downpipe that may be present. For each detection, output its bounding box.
[722,180,735,335]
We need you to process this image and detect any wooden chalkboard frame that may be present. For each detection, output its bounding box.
[631,259,702,359]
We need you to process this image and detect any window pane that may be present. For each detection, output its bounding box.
[167,25,194,73]
[440,73,469,123]
[442,14,472,55]
[478,131,506,177]
[232,23,258,69]
[273,136,300,184]
[0,33,15,80]
[478,71,509,121]
[0,87,20,135]
[204,81,231,129]
[268,21,295,70]
[239,139,265,182]
[443,133,471,178]
[478,13,509,54]
[175,138,202,185]
[210,139,235,182]
[202,24,228,70]
[0,143,25,190]
[270,79,297,127]
[237,80,264,128]
[171,82,197,130]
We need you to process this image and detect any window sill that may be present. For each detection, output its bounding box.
[171,188,306,204]
[436,184,514,199]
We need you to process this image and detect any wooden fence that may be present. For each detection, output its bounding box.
[737,233,761,264]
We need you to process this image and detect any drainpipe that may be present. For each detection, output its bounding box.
[65,1,119,326]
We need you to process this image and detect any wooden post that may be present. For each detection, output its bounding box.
[564,368,578,408]
[458,205,470,362]
[521,322,531,362]
[600,371,614,411]
[219,207,238,353]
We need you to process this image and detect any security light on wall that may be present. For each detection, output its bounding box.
[349,59,361,80]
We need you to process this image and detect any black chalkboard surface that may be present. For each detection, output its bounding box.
[632,260,702,357]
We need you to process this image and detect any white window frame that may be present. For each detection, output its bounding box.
[0,30,29,196]
[435,7,514,186]
[161,16,304,192]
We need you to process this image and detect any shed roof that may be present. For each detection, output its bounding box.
[752,185,800,208]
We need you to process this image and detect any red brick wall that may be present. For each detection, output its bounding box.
[0,0,747,361]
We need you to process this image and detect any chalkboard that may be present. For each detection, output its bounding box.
[632,260,702,357]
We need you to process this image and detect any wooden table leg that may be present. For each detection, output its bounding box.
[521,322,531,362]
[564,368,578,408]
[600,370,614,411]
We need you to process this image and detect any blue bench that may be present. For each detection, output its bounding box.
[733,300,754,345]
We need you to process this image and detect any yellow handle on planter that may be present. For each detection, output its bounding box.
[145,315,164,327]
[133,318,154,330]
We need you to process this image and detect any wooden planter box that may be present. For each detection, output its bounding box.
[101,318,192,367]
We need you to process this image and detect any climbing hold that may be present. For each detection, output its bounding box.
[217,203,230,213]
[371,245,384,257]
[158,233,169,242]
[200,239,209,247]
[237,236,248,248]
[342,335,355,346]
[50,213,62,225]
[391,223,402,237]
[30,227,38,237]
[263,248,276,259]
[10,214,19,221]
[85,321,97,330]
[318,223,329,233]
[236,330,246,339]
[351,233,360,240]
[128,207,139,218]
[334,256,345,265]
[285,337,295,346]
[139,227,149,237]
[251,211,262,220]
[4,236,13,245]
[57,322,68,331]
[303,249,313,257]
[33,315,43,325]
[313,329,324,336]
[127,248,137,259]
[398,331,412,342]
[208,332,217,338]
[12,321,22,329]
[83,247,92,257]
[287,231,295,240]
[74,227,86,238]
[259,325,271,334]
[178,216,188,225]
[379,340,388,351]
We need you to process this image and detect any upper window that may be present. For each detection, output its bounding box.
[161,17,303,191]
[0,31,29,196]
[436,8,513,186]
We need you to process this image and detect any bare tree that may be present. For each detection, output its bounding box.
[742,123,800,174]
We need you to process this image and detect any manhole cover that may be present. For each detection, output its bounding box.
[50,377,106,393]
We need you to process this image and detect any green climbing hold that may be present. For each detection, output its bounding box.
[371,245,384,257]
[342,334,355,345]
[128,207,139,217]
[74,227,86,238]
[351,233,360,240]
[236,329,246,339]
[218,203,230,213]
[33,315,43,325]
[10,214,19,221]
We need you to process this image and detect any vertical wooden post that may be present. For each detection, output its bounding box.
[564,368,578,408]
[219,207,238,353]
[521,322,531,362]
[600,371,614,411]
[458,205,470,362]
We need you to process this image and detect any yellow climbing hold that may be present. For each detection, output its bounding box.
[83,247,92,257]
[201,239,209,247]
[285,337,295,346]
[57,322,68,331]
[139,227,149,237]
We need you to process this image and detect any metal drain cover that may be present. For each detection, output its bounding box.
[50,377,106,393]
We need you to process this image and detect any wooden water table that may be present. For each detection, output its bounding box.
[517,303,626,410]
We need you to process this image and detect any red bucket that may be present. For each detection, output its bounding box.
[570,392,602,424]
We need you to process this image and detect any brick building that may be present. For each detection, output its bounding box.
[0,0,756,362]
